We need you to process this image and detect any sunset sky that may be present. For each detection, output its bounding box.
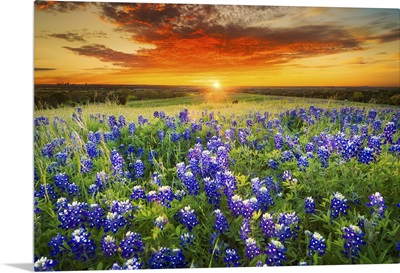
[34,1,399,86]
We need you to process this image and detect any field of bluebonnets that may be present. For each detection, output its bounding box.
[33,94,400,271]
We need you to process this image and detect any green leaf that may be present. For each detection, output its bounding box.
[96,262,103,270]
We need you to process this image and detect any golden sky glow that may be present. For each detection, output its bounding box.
[34,1,400,86]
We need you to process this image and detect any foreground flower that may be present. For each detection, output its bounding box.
[100,235,117,258]
[147,247,186,269]
[342,225,366,260]
[330,192,349,219]
[179,206,199,231]
[34,256,57,272]
[260,213,275,239]
[68,228,96,261]
[245,238,261,260]
[307,231,326,256]
[224,248,241,267]
[304,197,316,214]
[154,215,168,230]
[111,257,143,270]
[119,231,145,259]
[265,239,287,266]
[179,232,194,248]
[366,192,386,218]
[214,209,229,233]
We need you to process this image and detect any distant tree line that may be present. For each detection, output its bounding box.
[34,86,191,109]
[238,87,400,106]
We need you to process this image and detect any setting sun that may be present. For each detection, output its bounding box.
[213,82,220,89]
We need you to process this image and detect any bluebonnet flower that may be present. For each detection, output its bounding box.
[275,133,283,150]
[317,146,330,167]
[383,121,396,144]
[281,170,293,182]
[41,143,54,158]
[86,141,100,158]
[307,231,326,256]
[34,116,49,126]
[103,212,127,234]
[118,114,126,127]
[109,200,134,215]
[129,122,136,135]
[134,159,145,179]
[257,186,274,211]
[34,257,57,271]
[174,189,186,201]
[48,234,67,257]
[103,131,115,142]
[182,128,191,140]
[276,212,301,241]
[366,192,386,218]
[88,131,101,144]
[131,185,146,200]
[80,157,93,173]
[68,227,96,261]
[224,248,241,267]
[214,209,229,233]
[58,201,88,230]
[151,172,162,186]
[147,247,186,269]
[111,150,125,174]
[112,257,143,270]
[154,216,168,230]
[240,218,251,241]
[170,132,181,142]
[158,129,165,141]
[176,162,186,181]
[179,206,199,231]
[306,142,315,153]
[268,159,279,170]
[183,171,200,195]
[100,235,117,257]
[372,120,382,134]
[245,238,261,260]
[297,155,309,171]
[119,231,145,259]
[330,192,349,219]
[94,171,109,191]
[179,232,194,248]
[305,197,316,214]
[241,199,255,219]
[112,125,121,139]
[342,225,366,260]
[216,146,229,170]
[54,197,69,212]
[204,178,221,208]
[221,170,237,198]
[228,194,243,217]
[147,191,158,203]
[389,144,400,155]
[358,147,375,164]
[265,240,287,266]
[281,150,293,162]
[35,184,58,200]
[260,213,275,239]
[87,204,105,229]
[55,151,68,166]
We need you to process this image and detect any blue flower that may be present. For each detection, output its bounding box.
[308,231,326,256]
[268,159,279,170]
[47,234,67,257]
[119,231,145,259]
[240,218,251,241]
[129,122,136,135]
[330,192,349,219]
[131,185,146,200]
[87,204,105,229]
[179,232,194,248]
[366,192,386,218]
[68,227,96,261]
[34,256,57,271]
[274,133,283,150]
[154,215,168,230]
[304,197,316,214]
[112,257,143,270]
[228,194,243,217]
[158,186,174,208]
[245,238,261,260]
[80,157,93,173]
[100,235,117,257]
[342,225,366,260]
[110,150,125,174]
[134,160,145,179]
[265,239,287,266]
[260,213,275,239]
[103,212,127,234]
[204,178,221,208]
[224,248,241,267]
[147,247,186,269]
[358,147,375,164]
[179,206,199,231]
[58,201,88,230]
[183,171,200,196]
[257,186,274,211]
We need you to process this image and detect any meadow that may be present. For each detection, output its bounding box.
[33,93,400,271]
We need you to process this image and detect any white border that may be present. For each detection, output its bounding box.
[0,1,398,273]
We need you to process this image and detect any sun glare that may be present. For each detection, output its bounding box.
[213,81,220,89]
